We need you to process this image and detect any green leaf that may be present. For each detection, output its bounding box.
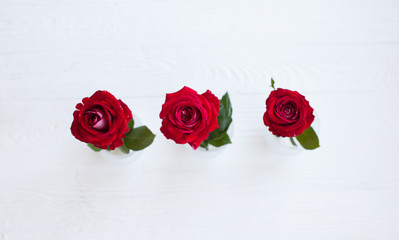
[128,119,134,131]
[199,141,209,150]
[208,119,231,140]
[220,92,232,118]
[295,127,320,150]
[87,143,101,152]
[205,92,233,148]
[219,92,233,131]
[119,143,130,154]
[271,78,276,90]
[209,92,232,138]
[289,137,297,146]
[124,126,156,151]
[208,132,232,147]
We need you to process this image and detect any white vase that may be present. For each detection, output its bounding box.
[100,148,141,163]
[192,142,228,158]
[264,131,303,156]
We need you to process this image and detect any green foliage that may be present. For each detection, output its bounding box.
[118,143,130,154]
[87,143,101,152]
[296,126,320,150]
[289,137,297,146]
[200,141,209,151]
[128,119,134,130]
[208,132,231,147]
[124,126,156,151]
[200,92,233,150]
[271,78,276,90]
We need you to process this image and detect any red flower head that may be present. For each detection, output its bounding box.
[160,86,220,149]
[71,90,132,150]
[263,88,314,137]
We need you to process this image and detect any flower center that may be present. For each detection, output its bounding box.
[275,101,298,121]
[85,107,109,131]
[283,104,294,117]
[181,108,194,121]
[176,106,201,128]
[86,113,99,125]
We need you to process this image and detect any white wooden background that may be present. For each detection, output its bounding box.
[1,0,399,239]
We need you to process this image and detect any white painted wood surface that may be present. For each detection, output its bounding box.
[1,0,399,239]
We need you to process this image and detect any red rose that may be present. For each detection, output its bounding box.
[160,86,220,150]
[263,88,314,137]
[71,90,133,150]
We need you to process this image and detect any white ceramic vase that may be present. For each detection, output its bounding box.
[100,147,141,163]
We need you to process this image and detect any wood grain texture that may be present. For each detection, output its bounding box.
[1,0,399,239]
